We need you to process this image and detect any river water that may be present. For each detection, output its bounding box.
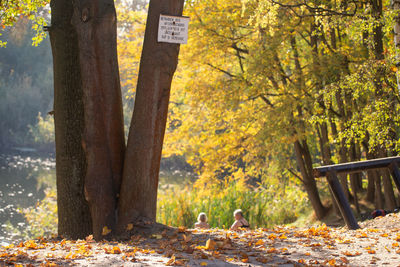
[0,152,55,246]
[0,152,193,246]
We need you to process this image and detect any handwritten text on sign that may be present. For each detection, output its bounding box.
[158,15,189,44]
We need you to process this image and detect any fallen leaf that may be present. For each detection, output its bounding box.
[166,255,176,266]
[327,259,336,266]
[205,239,216,250]
[102,226,111,236]
[178,226,186,233]
[126,224,134,231]
[343,251,361,256]
[183,234,192,243]
[255,239,265,246]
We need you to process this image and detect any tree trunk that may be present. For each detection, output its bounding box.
[382,170,397,210]
[394,0,400,91]
[71,0,126,239]
[378,149,397,209]
[362,138,376,202]
[375,171,384,209]
[49,0,92,239]
[317,123,341,216]
[294,140,328,219]
[349,141,360,213]
[117,0,185,231]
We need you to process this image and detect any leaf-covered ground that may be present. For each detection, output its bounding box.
[2,214,400,266]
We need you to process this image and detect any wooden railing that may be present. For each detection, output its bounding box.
[313,156,400,230]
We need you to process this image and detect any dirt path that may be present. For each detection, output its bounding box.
[2,214,400,266]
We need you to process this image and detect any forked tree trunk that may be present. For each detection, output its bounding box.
[49,0,92,239]
[117,0,185,231]
[71,0,126,239]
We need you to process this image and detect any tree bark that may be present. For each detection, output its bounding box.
[348,141,360,213]
[49,0,92,239]
[375,171,384,209]
[378,149,397,209]
[117,0,185,231]
[71,0,126,239]
[294,140,328,219]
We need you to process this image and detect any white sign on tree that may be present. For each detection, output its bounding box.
[158,14,189,44]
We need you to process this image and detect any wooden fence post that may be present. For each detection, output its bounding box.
[389,162,400,194]
[327,171,360,230]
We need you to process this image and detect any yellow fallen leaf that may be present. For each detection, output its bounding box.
[112,246,121,254]
[343,251,361,256]
[126,224,133,231]
[25,240,38,249]
[205,239,216,250]
[328,259,336,266]
[279,234,287,239]
[102,226,111,236]
[200,262,208,266]
[183,234,192,243]
[166,255,176,266]
[255,239,265,246]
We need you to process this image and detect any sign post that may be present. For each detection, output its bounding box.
[157,14,189,44]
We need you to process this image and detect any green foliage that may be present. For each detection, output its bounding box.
[18,188,57,238]
[0,0,49,46]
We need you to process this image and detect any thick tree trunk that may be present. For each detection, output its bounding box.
[294,140,328,219]
[348,141,360,213]
[71,0,126,239]
[49,0,92,239]
[117,0,185,231]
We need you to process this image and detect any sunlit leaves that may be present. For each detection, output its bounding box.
[1,0,50,46]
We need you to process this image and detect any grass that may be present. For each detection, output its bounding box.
[157,177,309,229]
